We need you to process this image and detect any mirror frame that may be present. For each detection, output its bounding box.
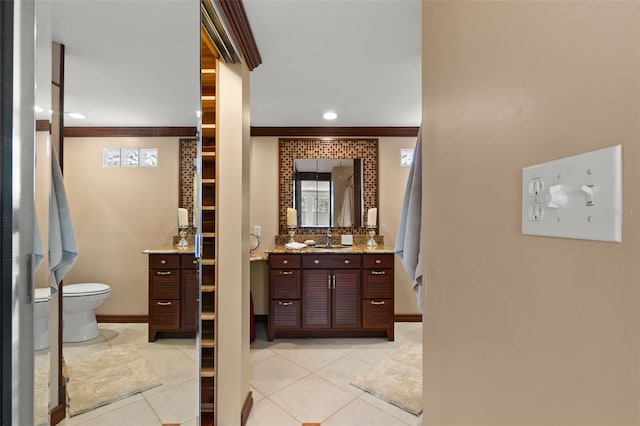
[279,138,378,235]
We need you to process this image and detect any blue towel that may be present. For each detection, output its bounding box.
[395,127,423,312]
[49,147,78,287]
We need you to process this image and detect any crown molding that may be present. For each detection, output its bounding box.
[217,0,262,71]
[64,127,197,138]
[250,126,419,138]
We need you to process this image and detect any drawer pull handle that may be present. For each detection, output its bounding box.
[156,271,172,276]
[314,259,320,264]
[371,301,385,305]
[157,301,172,306]
[375,259,382,264]
[328,275,331,289]
[278,301,293,306]
[161,260,167,265]
[282,259,288,264]
[332,276,336,289]
[280,271,293,275]
[371,271,386,275]
[344,259,350,264]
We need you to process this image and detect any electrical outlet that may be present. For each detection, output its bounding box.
[253,225,262,237]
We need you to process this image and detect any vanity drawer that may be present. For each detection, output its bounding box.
[363,269,393,299]
[270,270,301,299]
[270,300,300,329]
[149,300,180,330]
[362,299,393,329]
[302,254,361,269]
[181,255,199,269]
[363,254,394,269]
[149,254,180,269]
[270,254,301,269]
[149,271,180,299]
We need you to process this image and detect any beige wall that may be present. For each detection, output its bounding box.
[216,61,252,425]
[249,135,421,315]
[63,137,180,315]
[422,2,639,424]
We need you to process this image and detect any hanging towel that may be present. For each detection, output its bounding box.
[395,126,423,313]
[49,147,78,288]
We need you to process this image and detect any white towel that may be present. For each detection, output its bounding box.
[49,147,78,288]
[395,126,423,312]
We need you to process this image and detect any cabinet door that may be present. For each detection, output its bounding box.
[302,270,331,329]
[332,269,361,328]
[181,268,199,331]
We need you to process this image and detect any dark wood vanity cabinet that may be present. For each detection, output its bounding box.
[269,254,302,338]
[148,253,199,342]
[268,252,394,341]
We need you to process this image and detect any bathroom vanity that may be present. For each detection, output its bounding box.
[267,247,395,341]
[144,250,199,342]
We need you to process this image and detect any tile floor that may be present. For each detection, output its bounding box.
[47,321,422,426]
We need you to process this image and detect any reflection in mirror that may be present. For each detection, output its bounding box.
[293,159,363,227]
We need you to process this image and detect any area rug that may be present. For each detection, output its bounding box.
[65,345,161,416]
[351,343,422,416]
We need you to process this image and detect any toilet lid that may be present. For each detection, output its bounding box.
[63,283,110,297]
[34,287,51,303]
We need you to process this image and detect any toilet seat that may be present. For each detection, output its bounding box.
[34,287,51,303]
[63,283,110,297]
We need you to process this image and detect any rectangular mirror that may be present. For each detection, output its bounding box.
[293,158,363,227]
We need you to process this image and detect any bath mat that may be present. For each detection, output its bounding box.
[65,345,160,416]
[351,343,422,416]
[34,365,50,426]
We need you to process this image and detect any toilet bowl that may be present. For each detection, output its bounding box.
[62,283,111,343]
[34,287,52,351]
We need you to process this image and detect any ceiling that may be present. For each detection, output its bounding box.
[36,0,421,128]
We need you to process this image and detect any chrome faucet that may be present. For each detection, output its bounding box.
[326,228,332,247]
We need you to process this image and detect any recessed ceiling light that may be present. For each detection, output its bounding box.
[323,111,337,120]
[66,112,86,119]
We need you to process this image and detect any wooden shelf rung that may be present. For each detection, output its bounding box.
[201,285,216,293]
[202,339,216,348]
[202,206,216,211]
[202,178,216,184]
[201,312,216,321]
[202,259,217,266]
[202,232,216,238]
[202,368,215,378]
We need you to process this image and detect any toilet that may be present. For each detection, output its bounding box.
[34,287,52,351]
[62,283,111,343]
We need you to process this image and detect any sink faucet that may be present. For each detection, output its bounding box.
[326,228,332,247]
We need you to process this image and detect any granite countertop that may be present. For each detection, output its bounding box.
[266,244,395,254]
[142,247,196,255]
[143,247,269,261]
[250,252,268,261]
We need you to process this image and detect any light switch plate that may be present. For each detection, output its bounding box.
[522,145,622,242]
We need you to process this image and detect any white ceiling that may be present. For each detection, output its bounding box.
[36,0,421,128]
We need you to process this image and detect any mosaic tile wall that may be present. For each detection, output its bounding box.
[180,138,198,234]
[279,138,378,235]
